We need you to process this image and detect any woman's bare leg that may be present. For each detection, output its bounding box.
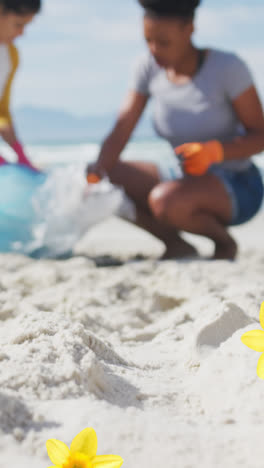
[134,207,198,258]
[108,161,198,257]
[148,174,237,259]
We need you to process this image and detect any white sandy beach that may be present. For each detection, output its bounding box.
[0,213,264,467]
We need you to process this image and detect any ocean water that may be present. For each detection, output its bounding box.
[1,138,264,175]
[0,138,178,172]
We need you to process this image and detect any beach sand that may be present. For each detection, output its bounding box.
[0,213,264,467]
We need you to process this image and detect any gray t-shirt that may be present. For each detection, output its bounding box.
[131,48,254,170]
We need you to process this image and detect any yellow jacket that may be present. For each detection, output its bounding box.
[0,43,19,128]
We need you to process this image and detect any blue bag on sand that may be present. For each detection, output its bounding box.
[0,164,46,251]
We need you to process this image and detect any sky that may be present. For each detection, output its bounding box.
[12,0,264,117]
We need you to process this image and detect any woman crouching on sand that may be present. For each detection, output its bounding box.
[88,0,264,260]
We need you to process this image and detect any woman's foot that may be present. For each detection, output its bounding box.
[212,237,237,260]
[162,236,199,259]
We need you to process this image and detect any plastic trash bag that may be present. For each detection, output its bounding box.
[31,164,125,256]
[0,164,132,257]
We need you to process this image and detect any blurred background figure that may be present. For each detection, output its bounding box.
[0,0,41,170]
[87,0,264,260]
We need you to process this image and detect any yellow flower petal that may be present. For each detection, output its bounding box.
[241,329,264,352]
[93,455,124,468]
[46,439,70,465]
[257,353,264,379]
[259,302,264,330]
[70,428,97,458]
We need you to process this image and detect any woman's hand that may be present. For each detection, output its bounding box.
[11,141,40,172]
[0,124,40,171]
[175,140,224,176]
[86,161,106,178]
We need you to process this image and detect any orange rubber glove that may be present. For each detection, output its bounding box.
[175,140,224,176]
[87,173,101,184]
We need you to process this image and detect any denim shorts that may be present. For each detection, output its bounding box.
[209,163,264,225]
[158,162,264,226]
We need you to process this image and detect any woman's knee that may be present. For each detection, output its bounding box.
[149,181,201,226]
[148,185,167,219]
[148,183,183,222]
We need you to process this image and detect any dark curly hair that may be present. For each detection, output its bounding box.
[0,0,41,14]
[138,0,201,18]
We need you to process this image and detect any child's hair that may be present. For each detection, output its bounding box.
[138,0,201,19]
[0,0,41,14]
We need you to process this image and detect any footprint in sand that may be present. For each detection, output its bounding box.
[150,292,185,313]
[196,302,253,353]
[0,392,59,440]
[0,392,33,435]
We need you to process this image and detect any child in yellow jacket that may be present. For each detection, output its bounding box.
[0,0,41,169]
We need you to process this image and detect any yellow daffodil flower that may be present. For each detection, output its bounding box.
[241,301,264,379]
[46,427,123,468]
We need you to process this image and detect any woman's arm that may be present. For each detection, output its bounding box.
[223,85,264,160]
[176,85,264,176]
[90,90,148,175]
[0,121,39,170]
[0,44,38,170]
[0,43,19,138]
[0,122,17,146]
